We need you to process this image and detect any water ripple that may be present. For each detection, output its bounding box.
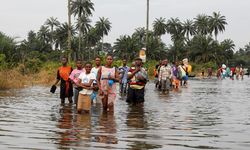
[0,79,250,149]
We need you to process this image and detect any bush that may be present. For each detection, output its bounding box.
[144,60,158,79]
[0,54,7,70]
[191,61,217,74]
[24,58,42,73]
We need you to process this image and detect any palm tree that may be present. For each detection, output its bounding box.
[166,18,184,61]
[71,0,94,17]
[45,17,60,33]
[146,33,166,60]
[0,32,16,63]
[166,18,183,41]
[244,42,250,55]
[27,30,37,44]
[209,12,227,41]
[153,17,167,39]
[71,0,94,59]
[55,23,76,50]
[75,16,91,35]
[45,17,60,50]
[84,27,101,59]
[75,15,91,59]
[220,39,235,63]
[221,39,235,51]
[37,25,50,44]
[132,27,146,47]
[182,19,196,41]
[189,35,218,63]
[133,28,146,39]
[194,14,210,35]
[114,35,139,60]
[95,17,112,51]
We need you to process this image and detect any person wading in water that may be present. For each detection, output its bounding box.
[91,56,102,104]
[127,57,148,105]
[53,57,73,104]
[97,55,120,113]
[69,59,84,106]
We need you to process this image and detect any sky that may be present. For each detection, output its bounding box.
[0,0,250,49]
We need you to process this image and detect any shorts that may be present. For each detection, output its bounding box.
[182,75,188,81]
[90,91,98,101]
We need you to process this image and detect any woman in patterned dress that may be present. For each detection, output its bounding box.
[97,55,120,112]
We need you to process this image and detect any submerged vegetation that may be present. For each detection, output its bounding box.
[1,0,250,89]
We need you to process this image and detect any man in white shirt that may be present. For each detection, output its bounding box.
[159,59,172,94]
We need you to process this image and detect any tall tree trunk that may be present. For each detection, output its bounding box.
[101,32,104,52]
[51,26,54,50]
[145,0,149,53]
[67,0,72,61]
[78,13,82,61]
[88,48,91,61]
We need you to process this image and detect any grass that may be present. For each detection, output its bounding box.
[0,62,59,90]
[0,69,28,90]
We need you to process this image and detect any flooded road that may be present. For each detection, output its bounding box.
[1,78,250,149]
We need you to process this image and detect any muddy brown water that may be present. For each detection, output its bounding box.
[0,77,250,149]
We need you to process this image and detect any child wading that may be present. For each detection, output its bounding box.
[97,55,120,112]
[69,59,84,105]
[77,62,96,114]
[91,56,102,104]
[171,61,180,89]
[53,57,73,104]
[118,59,130,94]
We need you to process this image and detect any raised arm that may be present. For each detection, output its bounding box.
[128,67,140,80]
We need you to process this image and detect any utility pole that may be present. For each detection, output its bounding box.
[145,0,149,52]
[68,0,72,61]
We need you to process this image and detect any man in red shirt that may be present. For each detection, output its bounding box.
[126,58,148,105]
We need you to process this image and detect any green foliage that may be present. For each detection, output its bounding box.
[42,61,61,75]
[191,61,217,73]
[1,7,250,78]
[24,58,42,73]
[0,31,16,64]
[232,44,250,67]
[114,30,166,61]
[0,54,7,69]
[112,60,123,68]
[143,60,158,79]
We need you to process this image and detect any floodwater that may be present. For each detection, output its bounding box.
[0,77,250,150]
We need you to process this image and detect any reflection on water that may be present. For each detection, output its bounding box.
[94,113,118,145]
[0,78,250,149]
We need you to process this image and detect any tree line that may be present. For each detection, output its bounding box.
[1,0,250,73]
